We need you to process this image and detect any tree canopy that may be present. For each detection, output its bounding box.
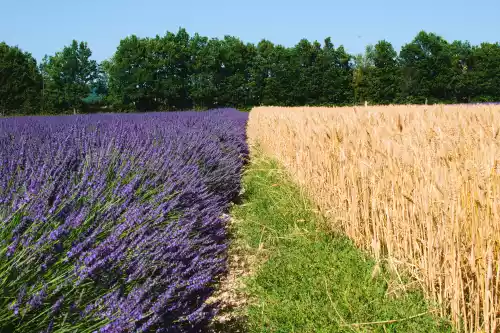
[1,29,500,115]
[40,40,99,113]
[0,43,42,116]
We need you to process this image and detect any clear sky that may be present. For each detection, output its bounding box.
[1,0,498,62]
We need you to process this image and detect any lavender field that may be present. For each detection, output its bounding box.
[0,109,248,332]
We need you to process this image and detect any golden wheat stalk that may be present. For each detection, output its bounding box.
[247,105,500,333]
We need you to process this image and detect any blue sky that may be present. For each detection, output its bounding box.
[1,0,498,62]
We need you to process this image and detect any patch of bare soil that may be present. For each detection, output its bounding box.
[207,216,258,333]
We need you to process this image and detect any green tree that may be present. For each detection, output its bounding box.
[247,39,274,106]
[0,42,42,116]
[354,41,399,105]
[101,27,500,110]
[150,28,191,110]
[261,44,298,106]
[447,40,476,103]
[352,45,375,104]
[315,39,353,105]
[469,42,500,102]
[293,39,321,105]
[216,36,256,108]
[370,40,399,104]
[41,40,98,113]
[81,66,108,110]
[104,35,155,111]
[106,29,194,111]
[187,33,219,109]
[399,31,454,104]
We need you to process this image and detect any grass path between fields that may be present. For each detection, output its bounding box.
[215,153,453,333]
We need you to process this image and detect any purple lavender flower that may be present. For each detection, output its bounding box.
[51,297,64,315]
[0,109,249,332]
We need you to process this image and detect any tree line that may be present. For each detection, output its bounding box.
[1,28,500,115]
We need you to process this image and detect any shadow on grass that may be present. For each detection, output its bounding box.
[209,314,247,333]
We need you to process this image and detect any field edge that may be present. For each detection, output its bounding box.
[225,148,453,332]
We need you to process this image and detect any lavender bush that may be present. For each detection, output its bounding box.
[0,109,248,332]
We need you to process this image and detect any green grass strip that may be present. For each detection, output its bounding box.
[230,154,452,333]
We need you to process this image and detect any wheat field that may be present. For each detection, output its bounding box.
[247,105,500,332]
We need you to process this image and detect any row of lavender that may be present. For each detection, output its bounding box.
[0,109,249,332]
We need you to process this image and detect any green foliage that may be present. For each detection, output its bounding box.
[363,41,399,104]
[102,29,355,112]
[230,155,453,333]
[40,40,99,113]
[4,29,500,115]
[104,30,193,111]
[0,42,42,116]
[187,33,219,109]
[398,31,454,103]
[469,42,500,102]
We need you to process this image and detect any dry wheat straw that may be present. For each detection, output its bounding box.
[247,105,500,332]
